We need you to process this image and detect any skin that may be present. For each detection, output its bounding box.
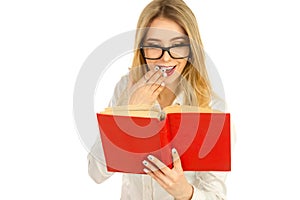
[129,17,194,200]
[129,17,189,108]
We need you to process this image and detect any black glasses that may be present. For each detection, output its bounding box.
[140,44,190,60]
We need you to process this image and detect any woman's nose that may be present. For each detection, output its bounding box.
[161,50,172,62]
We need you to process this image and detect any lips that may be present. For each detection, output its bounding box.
[157,65,176,76]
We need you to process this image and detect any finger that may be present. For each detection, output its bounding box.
[147,155,172,176]
[135,69,158,86]
[145,72,165,96]
[152,82,165,96]
[172,148,183,171]
[145,169,170,189]
[149,75,165,91]
[143,66,161,82]
[142,160,159,172]
[145,73,165,96]
[147,71,164,86]
[143,161,173,188]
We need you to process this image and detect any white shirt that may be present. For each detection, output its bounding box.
[88,75,228,200]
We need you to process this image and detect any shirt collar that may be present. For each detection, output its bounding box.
[172,90,184,106]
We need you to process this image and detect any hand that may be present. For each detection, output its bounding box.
[142,148,194,200]
[128,67,166,105]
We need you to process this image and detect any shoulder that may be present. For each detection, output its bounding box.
[109,74,130,106]
[204,53,227,112]
[210,95,226,112]
[113,75,129,94]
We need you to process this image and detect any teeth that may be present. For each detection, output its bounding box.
[160,66,175,70]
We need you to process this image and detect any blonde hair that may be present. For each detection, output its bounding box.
[130,0,212,107]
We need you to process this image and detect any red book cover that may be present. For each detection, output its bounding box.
[97,111,231,174]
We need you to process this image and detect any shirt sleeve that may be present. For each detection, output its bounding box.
[87,137,114,184]
[190,172,228,200]
[87,75,129,183]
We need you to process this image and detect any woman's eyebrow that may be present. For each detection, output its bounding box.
[144,36,188,43]
[170,36,188,42]
[144,38,161,42]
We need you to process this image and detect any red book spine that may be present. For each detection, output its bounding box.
[159,115,173,169]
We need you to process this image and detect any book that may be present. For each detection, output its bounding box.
[96,105,231,174]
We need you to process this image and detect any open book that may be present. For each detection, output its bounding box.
[97,105,231,174]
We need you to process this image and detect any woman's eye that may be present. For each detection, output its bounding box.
[144,43,161,47]
[147,43,160,47]
[172,39,189,46]
[172,42,185,46]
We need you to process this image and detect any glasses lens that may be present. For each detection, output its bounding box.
[142,47,162,59]
[170,45,190,58]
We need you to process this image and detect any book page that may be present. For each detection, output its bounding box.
[162,105,216,114]
[99,104,162,118]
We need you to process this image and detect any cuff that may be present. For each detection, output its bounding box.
[190,185,206,200]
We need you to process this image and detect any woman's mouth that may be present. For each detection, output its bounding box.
[157,65,176,76]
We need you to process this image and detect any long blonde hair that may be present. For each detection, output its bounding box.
[130,0,212,107]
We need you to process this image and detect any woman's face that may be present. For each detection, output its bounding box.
[143,17,189,85]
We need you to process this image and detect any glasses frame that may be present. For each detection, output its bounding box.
[140,44,191,60]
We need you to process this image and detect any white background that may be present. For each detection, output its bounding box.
[1,0,300,199]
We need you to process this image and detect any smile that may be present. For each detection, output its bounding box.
[157,65,176,76]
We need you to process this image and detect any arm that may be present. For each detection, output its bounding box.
[87,75,129,183]
[87,137,114,184]
[191,172,227,200]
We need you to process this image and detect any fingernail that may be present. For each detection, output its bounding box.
[142,160,148,166]
[162,73,167,77]
[172,148,177,154]
[161,82,165,87]
[143,168,150,173]
[147,155,154,161]
[155,66,160,71]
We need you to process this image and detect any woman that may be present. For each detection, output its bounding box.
[88,0,228,199]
